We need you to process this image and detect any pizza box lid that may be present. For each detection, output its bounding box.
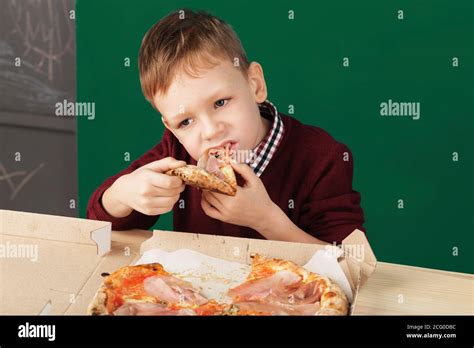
[140,228,377,314]
[0,209,119,315]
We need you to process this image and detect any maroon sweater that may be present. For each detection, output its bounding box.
[87,114,365,244]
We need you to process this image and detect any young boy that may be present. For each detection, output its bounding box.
[87,9,365,245]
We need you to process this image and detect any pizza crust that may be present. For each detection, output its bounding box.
[87,284,108,316]
[318,282,349,315]
[166,165,236,196]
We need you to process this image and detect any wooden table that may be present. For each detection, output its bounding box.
[112,229,473,315]
[355,262,473,315]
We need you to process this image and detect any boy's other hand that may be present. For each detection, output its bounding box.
[200,162,276,231]
[103,157,186,217]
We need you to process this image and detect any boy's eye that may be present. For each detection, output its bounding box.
[214,98,229,108]
[179,118,193,128]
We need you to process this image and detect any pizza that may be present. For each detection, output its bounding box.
[166,143,237,196]
[227,254,349,315]
[88,255,348,316]
[87,263,226,315]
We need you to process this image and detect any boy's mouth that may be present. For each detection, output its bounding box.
[214,141,239,151]
[199,141,239,160]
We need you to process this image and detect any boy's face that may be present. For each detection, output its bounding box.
[154,59,269,161]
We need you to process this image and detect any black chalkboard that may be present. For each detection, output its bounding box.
[0,0,78,218]
[0,0,75,116]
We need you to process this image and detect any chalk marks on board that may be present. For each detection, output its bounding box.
[0,0,75,115]
[0,161,45,200]
[8,0,75,82]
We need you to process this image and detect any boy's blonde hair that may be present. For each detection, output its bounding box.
[138,9,250,104]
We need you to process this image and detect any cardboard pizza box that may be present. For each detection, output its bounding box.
[138,228,377,315]
[1,208,376,315]
[79,228,375,315]
[0,209,120,315]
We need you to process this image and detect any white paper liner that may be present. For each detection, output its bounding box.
[135,246,353,304]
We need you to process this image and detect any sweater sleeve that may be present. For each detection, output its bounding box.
[299,142,366,244]
[86,129,175,230]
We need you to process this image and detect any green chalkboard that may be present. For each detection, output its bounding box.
[77,0,473,273]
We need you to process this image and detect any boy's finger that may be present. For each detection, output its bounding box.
[152,185,185,197]
[201,197,220,220]
[160,174,183,189]
[144,157,186,173]
[202,191,223,209]
[147,170,183,189]
[231,162,256,184]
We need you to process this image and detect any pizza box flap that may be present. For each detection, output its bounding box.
[0,209,112,315]
[0,209,111,255]
[341,229,377,288]
[140,228,377,298]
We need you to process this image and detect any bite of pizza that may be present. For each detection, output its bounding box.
[166,143,237,196]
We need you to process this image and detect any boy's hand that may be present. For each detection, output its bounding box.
[200,162,276,230]
[103,157,186,217]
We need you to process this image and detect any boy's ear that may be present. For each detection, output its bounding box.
[248,62,268,104]
[162,117,182,144]
[161,116,170,130]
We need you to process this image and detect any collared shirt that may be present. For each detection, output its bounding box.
[248,100,285,177]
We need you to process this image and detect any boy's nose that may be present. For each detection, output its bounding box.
[201,117,223,141]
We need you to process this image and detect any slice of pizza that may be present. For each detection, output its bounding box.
[87,263,227,315]
[166,143,237,196]
[227,254,349,315]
